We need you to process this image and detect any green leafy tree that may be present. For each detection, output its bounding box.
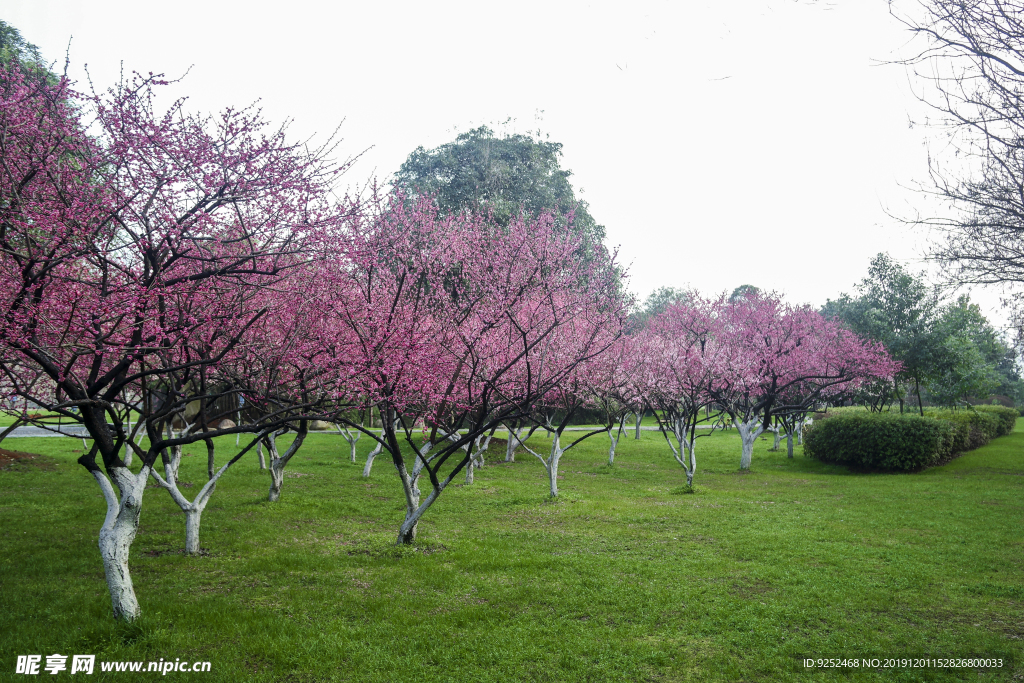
[394,125,604,249]
[626,286,691,332]
[927,332,1001,408]
[932,295,1023,405]
[729,284,761,303]
[889,2,1024,313]
[824,253,1020,410]
[823,254,944,414]
[0,21,55,81]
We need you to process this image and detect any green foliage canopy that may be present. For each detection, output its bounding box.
[728,284,761,303]
[0,21,55,82]
[394,125,604,249]
[823,253,1022,409]
[626,286,691,333]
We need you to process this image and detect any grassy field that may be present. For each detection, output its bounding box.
[0,422,1022,682]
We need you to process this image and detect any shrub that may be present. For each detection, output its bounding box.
[804,412,961,471]
[972,405,1019,436]
[938,418,971,457]
[927,409,1002,449]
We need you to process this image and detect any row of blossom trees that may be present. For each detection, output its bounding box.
[0,65,628,619]
[635,292,900,485]
[0,63,895,622]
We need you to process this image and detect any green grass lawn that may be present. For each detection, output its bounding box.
[1,423,1022,682]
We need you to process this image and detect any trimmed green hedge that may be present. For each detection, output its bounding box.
[805,408,1017,471]
[804,413,960,471]
[926,409,1001,450]
[972,405,1020,436]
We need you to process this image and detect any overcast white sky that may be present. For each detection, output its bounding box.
[6,0,1007,321]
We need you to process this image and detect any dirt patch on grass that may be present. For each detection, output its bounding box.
[729,578,774,598]
[244,654,274,676]
[0,448,55,471]
[689,534,717,545]
[0,448,40,464]
[902,605,1024,640]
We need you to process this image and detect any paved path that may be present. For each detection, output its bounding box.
[4,424,100,438]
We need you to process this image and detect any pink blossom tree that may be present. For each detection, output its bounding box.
[641,294,730,486]
[318,194,627,541]
[713,293,899,469]
[512,321,625,496]
[0,66,351,619]
[583,334,644,465]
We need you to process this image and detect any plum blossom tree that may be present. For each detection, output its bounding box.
[588,335,644,465]
[222,271,362,503]
[641,294,729,487]
[713,293,899,470]
[318,194,626,540]
[0,65,351,619]
[514,323,625,497]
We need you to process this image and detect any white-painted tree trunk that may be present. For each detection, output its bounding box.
[122,417,133,467]
[607,431,620,465]
[543,414,555,438]
[395,440,437,543]
[362,446,380,477]
[607,414,627,464]
[264,429,308,502]
[658,417,697,486]
[397,483,440,545]
[519,433,565,497]
[464,441,478,484]
[336,425,362,463]
[474,431,493,466]
[184,508,203,554]
[768,424,784,452]
[786,431,795,458]
[151,451,237,554]
[161,420,194,482]
[463,431,493,484]
[91,465,150,621]
[160,423,182,483]
[797,417,811,445]
[161,442,183,485]
[547,436,564,497]
[505,423,537,463]
[257,441,266,471]
[362,427,386,477]
[268,461,285,502]
[634,411,643,439]
[166,444,182,483]
[505,425,525,463]
[736,418,765,470]
[392,426,506,543]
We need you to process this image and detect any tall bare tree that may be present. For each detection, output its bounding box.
[891,1,1024,323]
